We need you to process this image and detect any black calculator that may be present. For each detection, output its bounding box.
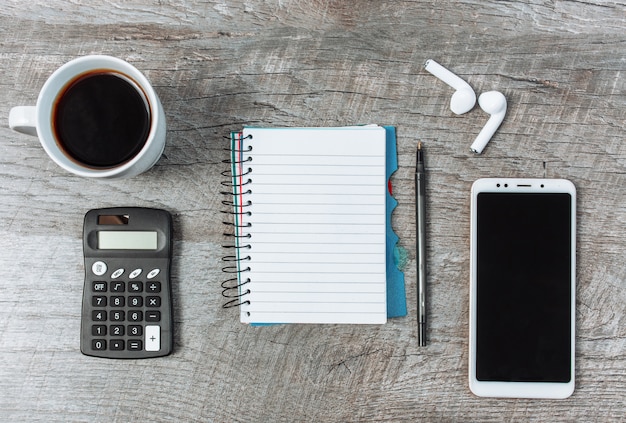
[80,207,173,358]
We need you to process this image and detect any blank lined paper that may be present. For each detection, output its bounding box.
[232,126,387,324]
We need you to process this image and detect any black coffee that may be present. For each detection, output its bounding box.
[53,71,151,168]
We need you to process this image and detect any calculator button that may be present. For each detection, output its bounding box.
[147,269,160,279]
[146,311,161,322]
[128,340,143,351]
[145,325,160,351]
[110,296,125,307]
[128,282,143,293]
[110,325,125,336]
[129,268,142,279]
[128,296,143,307]
[92,339,106,351]
[110,340,125,351]
[92,325,107,336]
[128,311,143,322]
[110,311,125,322]
[147,281,161,293]
[92,282,107,292]
[92,261,107,276]
[111,268,124,279]
[128,325,143,336]
[146,296,161,308]
[111,281,125,293]
[92,296,107,307]
[92,310,107,321]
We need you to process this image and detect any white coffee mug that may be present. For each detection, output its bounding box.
[9,55,166,178]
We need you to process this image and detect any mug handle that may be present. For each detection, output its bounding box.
[9,106,37,136]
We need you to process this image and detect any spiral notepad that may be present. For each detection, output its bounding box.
[223,126,388,324]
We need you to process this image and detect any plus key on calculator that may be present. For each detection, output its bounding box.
[80,207,173,358]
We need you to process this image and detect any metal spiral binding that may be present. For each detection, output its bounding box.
[221,133,253,309]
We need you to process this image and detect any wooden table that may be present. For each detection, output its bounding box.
[1,1,624,421]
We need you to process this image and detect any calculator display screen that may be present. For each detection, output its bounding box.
[97,231,158,250]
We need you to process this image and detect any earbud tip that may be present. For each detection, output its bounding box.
[450,89,477,115]
[477,91,507,114]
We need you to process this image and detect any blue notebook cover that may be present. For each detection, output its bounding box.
[384,126,407,318]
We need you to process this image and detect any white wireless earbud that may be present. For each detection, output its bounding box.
[470,91,507,154]
[424,59,476,115]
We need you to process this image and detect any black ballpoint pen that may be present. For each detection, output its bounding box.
[416,141,427,346]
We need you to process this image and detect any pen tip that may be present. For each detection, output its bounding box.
[416,141,424,164]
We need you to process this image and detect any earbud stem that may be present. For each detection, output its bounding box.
[470,91,507,154]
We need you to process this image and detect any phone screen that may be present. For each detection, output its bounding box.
[475,192,572,382]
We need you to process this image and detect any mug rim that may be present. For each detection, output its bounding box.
[36,55,162,178]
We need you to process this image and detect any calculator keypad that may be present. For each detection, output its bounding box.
[82,262,171,358]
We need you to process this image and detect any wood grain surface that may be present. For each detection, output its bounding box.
[1,1,625,421]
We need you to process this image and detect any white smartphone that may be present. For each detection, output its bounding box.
[469,178,576,399]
